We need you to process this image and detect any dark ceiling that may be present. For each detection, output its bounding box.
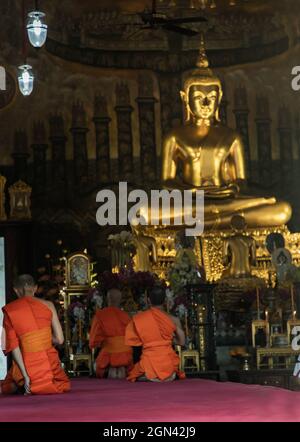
[42,0,294,19]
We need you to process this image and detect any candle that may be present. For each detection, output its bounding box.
[265,310,268,322]
[291,285,295,319]
[184,310,188,337]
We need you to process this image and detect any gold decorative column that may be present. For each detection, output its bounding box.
[198,304,207,371]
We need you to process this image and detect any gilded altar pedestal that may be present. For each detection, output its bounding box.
[256,347,300,370]
[136,224,300,286]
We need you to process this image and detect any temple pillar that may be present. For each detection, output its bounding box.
[294,114,300,160]
[219,80,229,126]
[49,114,67,188]
[11,129,29,182]
[70,101,89,187]
[115,83,133,181]
[255,95,272,186]
[31,121,47,195]
[233,85,251,179]
[158,73,182,137]
[278,106,293,192]
[93,95,111,183]
[136,74,157,182]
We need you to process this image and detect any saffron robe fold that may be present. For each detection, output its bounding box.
[89,306,133,378]
[1,297,70,395]
[125,307,185,382]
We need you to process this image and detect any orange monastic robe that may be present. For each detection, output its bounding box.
[1,297,70,395]
[125,307,185,382]
[89,306,133,378]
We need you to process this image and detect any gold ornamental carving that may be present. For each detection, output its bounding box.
[8,180,32,220]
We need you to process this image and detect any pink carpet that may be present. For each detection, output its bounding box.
[0,378,299,422]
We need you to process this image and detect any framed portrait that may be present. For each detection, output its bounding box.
[66,252,91,290]
[9,180,31,219]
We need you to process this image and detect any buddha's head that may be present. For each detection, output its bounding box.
[181,38,223,125]
[231,214,247,232]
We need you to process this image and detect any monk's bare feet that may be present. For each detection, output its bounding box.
[117,367,126,379]
[108,367,117,379]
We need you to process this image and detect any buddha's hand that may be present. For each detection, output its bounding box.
[232,179,248,194]
[194,184,239,198]
[228,183,240,195]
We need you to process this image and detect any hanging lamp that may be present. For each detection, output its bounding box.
[18,0,35,96]
[27,10,48,48]
[18,64,34,96]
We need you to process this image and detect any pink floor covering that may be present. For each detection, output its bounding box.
[0,378,299,422]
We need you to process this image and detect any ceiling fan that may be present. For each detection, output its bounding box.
[127,0,208,36]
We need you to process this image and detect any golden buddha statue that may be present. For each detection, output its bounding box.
[132,224,157,272]
[160,40,291,230]
[222,215,256,278]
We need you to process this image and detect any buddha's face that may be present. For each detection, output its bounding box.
[188,84,219,121]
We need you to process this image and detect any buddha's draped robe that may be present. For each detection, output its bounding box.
[125,307,185,382]
[1,297,70,394]
[89,307,132,378]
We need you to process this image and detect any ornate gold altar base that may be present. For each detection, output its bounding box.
[256,347,300,370]
[138,225,300,283]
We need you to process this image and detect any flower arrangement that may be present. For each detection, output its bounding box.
[68,301,85,321]
[108,230,135,245]
[108,230,136,269]
[176,303,188,320]
[99,266,157,294]
[98,266,158,311]
[99,270,122,291]
[68,301,87,353]
[172,291,189,313]
[168,249,202,294]
[166,288,175,311]
[86,288,103,310]
[167,243,205,332]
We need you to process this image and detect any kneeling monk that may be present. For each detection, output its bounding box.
[1,274,70,395]
[125,285,185,382]
[89,288,133,378]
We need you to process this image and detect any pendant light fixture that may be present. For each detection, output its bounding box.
[18,64,34,96]
[27,1,48,48]
[18,0,35,96]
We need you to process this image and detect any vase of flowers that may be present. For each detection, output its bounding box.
[68,302,86,354]
[98,266,158,311]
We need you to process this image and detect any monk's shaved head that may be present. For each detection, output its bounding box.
[13,274,37,298]
[148,285,166,306]
[107,288,122,307]
[13,274,36,289]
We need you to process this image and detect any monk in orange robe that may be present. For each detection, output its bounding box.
[1,274,70,395]
[89,288,133,379]
[125,285,186,382]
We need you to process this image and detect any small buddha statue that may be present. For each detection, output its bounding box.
[132,223,157,272]
[159,38,291,230]
[222,215,256,278]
